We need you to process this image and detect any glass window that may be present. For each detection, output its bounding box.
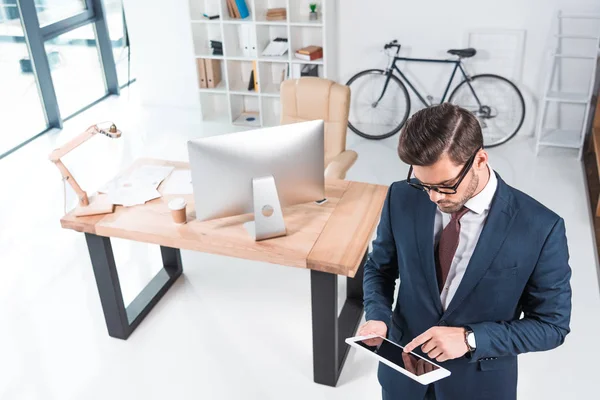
[44,23,107,117]
[35,0,88,27]
[0,4,47,155]
[104,0,135,86]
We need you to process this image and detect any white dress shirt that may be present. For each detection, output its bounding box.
[434,165,498,311]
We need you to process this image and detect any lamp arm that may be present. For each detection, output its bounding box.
[48,124,102,207]
[49,125,98,162]
[53,159,89,206]
[48,123,121,209]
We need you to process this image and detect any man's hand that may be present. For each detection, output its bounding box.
[403,327,469,362]
[357,320,388,346]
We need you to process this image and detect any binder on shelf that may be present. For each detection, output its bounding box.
[235,0,250,19]
[252,61,258,92]
[240,25,252,56]
[249,28,257,57]
[196,58,207,88]
[205,59,222,88]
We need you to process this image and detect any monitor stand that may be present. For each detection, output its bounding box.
[243,175,287,241]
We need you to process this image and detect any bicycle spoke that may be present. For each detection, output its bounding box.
[450,75,524,146]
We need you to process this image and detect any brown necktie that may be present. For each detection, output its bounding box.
[436,206,470,293]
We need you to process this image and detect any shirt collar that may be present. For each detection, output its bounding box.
[464,164,497,215]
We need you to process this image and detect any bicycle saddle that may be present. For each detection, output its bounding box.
[447,48,476,58]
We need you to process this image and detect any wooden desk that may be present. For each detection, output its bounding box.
[61,158,388,387]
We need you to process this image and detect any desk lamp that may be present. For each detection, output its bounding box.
[49,122,122,217]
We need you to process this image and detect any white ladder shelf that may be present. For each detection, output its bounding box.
[535,11,600,158]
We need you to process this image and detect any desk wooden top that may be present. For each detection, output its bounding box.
[61,159,388,277]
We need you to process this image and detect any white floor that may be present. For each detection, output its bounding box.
[1,85,599,400]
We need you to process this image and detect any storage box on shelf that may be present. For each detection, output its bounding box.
[188,0,336,126]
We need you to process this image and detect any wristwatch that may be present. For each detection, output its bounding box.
[465,329,477,352]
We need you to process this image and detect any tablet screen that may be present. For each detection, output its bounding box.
[355,337,440,376]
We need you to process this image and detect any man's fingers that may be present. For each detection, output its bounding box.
[421,340,437,354]
[404,330,434,353]
[428,348,443,359]
[436,355,448,362]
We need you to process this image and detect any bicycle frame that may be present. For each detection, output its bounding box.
[376,56,483,109]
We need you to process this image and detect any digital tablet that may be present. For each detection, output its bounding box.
[346,334,451,385]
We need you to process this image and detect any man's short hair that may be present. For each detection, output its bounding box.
[397,103,483,166]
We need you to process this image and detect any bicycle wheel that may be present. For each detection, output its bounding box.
[449,74,525,148]
[346,69,411,140]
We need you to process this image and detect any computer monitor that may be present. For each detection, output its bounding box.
[187,119,325,241]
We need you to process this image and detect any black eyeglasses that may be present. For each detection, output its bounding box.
[407,148,481,194]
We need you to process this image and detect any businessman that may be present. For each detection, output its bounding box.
[358,104,572,400]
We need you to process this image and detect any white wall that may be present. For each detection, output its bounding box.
[123,0,200,111]
[337,0,600,136]
[121,0,599,134]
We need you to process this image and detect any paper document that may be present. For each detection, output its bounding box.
[161,170,193,195]
[108,185,161,207]
[99,165,175,207]
[127,165,175,188]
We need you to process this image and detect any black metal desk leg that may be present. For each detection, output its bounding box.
[85,233,183,339]
[310,251,367,387]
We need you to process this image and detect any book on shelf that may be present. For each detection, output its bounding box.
[226,0,240,18]
[266,7,286,21]
[297,45,322,55]
[235,0,249,18]
[226,0,249,19]
[295,46,323,61]
[262,38,288,57]
[248,69,255,91]
[210,40,223,56]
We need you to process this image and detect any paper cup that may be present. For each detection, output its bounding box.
[168,198,187,224]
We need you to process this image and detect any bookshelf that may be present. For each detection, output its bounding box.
[188,0,337,127]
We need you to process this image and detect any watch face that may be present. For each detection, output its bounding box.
[467,332,476,348]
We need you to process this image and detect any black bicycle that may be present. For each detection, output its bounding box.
[346,40,525,147]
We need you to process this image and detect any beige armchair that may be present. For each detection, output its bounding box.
[280,77,358,180]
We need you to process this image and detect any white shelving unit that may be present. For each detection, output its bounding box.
[187,0,337,127]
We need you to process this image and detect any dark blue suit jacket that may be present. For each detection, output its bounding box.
[363,173,572,400]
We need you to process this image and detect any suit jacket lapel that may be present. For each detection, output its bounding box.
[415,194,443,315]
[441,174,519,320]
